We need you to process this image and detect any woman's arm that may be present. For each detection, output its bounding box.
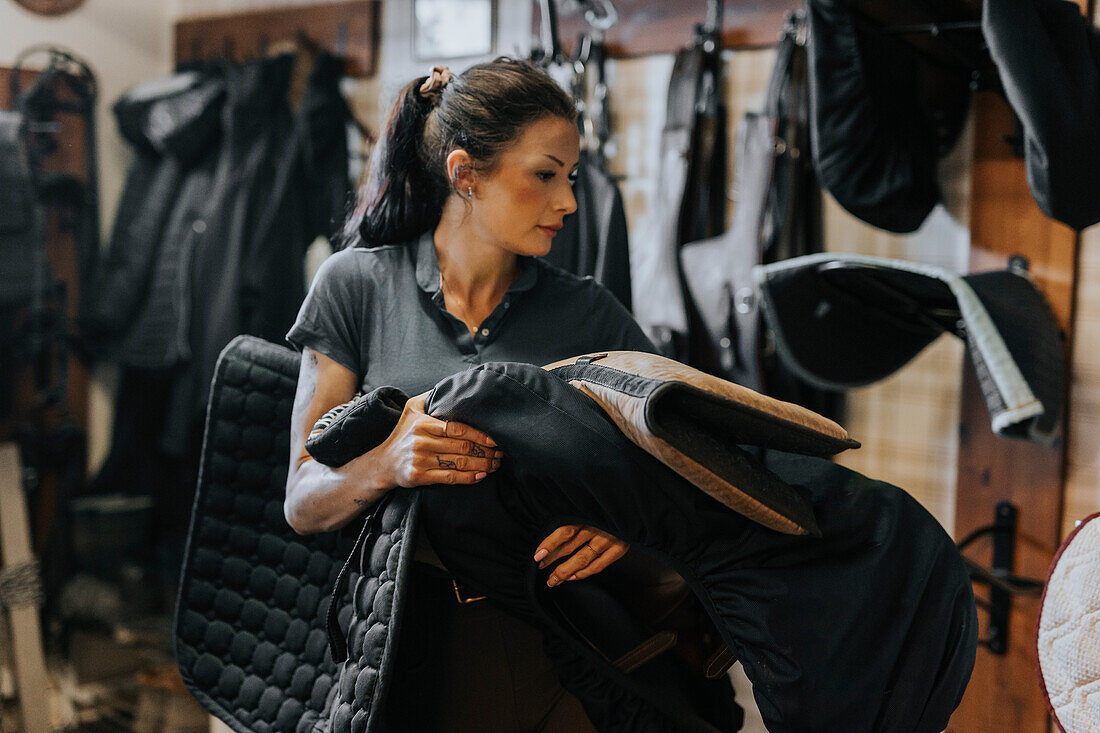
[284,348,502,535]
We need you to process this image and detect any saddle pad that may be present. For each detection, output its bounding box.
[1037,512,1100,732]
[177,335,358,733]
[754,253,1063,444]
[304,386,406,468]
[545,351,859,536]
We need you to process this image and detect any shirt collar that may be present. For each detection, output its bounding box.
[415,230,441,293]
[414,229,539,297]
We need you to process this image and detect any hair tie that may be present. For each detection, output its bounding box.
[419,65,452,104]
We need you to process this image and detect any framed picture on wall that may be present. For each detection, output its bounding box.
[413,0,495,59]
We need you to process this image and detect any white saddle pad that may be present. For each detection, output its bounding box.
[1037,512,1100,732]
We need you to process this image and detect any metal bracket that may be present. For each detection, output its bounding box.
[957,502,1045,655]
[986,502,1017,654]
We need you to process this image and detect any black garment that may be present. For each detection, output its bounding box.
[89,52,350,457]
[178,337,974,732]
[545,150,633,310]
[318,359,976,732]
[430,363,975,731]
[983,0,1100,230]
[82,70,225,353]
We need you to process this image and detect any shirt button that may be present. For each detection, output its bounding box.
[503,302,510,309]
[480,328,490,336]
[192,220,206,234]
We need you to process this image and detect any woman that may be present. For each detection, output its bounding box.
[284,58,657,730]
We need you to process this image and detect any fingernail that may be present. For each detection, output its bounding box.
[547,576,559,587]
[475,471,487,480]
[567,574,577,582]
[533,548,549,563]
[485,436,498,447]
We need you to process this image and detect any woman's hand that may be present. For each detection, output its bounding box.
[378,393,503,488]
[533,525,630,587]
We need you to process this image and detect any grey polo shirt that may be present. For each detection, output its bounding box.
[286,230,656,396]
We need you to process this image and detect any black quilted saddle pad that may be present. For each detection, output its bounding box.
[175,335,356,733]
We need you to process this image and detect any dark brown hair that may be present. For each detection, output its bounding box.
[340,57,577,248]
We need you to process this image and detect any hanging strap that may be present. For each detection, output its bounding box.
[764,14,804,119]
[326,491,395,664]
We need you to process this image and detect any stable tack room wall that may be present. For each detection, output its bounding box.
[4,0,1100,729]
[1,1,175,478]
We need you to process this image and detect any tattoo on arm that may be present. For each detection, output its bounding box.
[436,457,458,469]
[291,350,320,448]
[353,497,371,509]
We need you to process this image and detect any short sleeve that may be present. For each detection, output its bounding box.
[588,282,659,354]
[286,248,366,375]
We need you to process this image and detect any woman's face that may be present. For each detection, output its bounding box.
[469,116,580,257]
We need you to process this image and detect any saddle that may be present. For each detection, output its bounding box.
[179,336,973,732]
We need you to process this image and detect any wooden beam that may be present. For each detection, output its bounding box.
[175,1,380,77]
[0,444,50,733]
[947,89,1079,731]
[548,0,799,57]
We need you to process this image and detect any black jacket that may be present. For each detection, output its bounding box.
[87,53,350,456]
[314,359,977,732]
[82,70,225,357]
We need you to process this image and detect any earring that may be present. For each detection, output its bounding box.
[467,186,473,200]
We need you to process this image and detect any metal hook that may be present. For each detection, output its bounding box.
[580,0,618,32]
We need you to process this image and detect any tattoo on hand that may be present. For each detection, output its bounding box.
[353,498,370,508]
[437,457,458,469]
[469,444,485,457]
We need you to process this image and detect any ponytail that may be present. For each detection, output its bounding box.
[340,57,576,249]
[339,76,445,248]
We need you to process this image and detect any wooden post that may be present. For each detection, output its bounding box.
[947,89,1081,731]
[0,443,51,733]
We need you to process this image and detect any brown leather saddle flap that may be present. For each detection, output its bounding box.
[545,351,859,536]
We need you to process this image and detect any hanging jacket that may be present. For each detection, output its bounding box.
[545,150,633,310]
[88,53,350,456]
[81,70,226,356]
[241,52,352,343]
[181,52,350,456]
